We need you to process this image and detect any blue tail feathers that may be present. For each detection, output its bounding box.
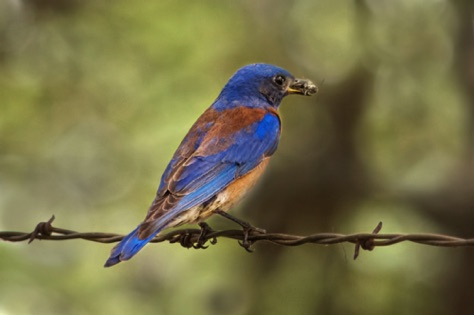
[104,225,161,267]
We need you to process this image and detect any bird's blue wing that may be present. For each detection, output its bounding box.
[142,108,281,232]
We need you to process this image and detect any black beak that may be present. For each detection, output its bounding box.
[287,78,318,96]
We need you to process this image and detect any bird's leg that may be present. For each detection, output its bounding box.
[215,209,266,232]
[214,209,266,252]
[193,222,217,249]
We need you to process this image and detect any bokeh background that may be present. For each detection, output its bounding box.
[1,0,473,314]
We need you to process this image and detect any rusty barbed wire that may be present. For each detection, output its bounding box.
[0,215,473,259]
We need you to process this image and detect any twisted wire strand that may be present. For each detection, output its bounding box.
[1,216,473,259]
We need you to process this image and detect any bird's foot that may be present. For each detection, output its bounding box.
[193,222,217,249]
[214,209,266,252]
[239,224,265,253]
[177,232,194,249]
[176,222,217,249]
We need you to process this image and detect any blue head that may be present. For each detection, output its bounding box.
[214,63,317,110]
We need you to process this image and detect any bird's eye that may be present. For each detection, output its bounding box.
[273,75,286,86]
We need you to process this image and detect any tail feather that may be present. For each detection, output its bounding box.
[104,225,162,267]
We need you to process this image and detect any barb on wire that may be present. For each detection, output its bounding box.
[1,215,473,260]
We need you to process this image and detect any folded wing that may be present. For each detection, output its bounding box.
[138,107,281,238]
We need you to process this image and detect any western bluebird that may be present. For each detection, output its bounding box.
[105,63,317,267]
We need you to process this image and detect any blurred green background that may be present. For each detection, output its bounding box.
[1,0,473,314]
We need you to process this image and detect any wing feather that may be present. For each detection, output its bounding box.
[138,108,280,237]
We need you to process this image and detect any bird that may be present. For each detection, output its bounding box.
[104,63,317,267]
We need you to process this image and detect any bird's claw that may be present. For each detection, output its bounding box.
[176,222,216,249]
[177,233,193,248]
[238,224,266,253]
[214,209,266,252]
[192,222,216,249]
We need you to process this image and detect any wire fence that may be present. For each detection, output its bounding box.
[1,215,473,259]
